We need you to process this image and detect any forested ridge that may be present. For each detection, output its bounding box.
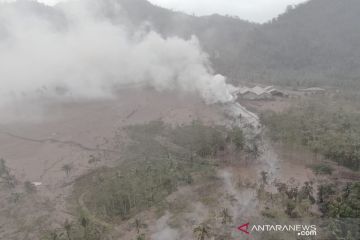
[2,0,359,88]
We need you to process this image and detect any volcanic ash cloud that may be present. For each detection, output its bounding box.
[0,0,236,107]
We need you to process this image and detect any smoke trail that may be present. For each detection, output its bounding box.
[0,0,236,112]
[151,212,180,240]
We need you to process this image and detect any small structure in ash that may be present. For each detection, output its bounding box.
[299,87,326,95]
[234,85,287,101]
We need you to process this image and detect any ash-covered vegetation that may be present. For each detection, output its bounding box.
[318,182,360,218]
[257,179,360,240]
[41,121,248,240]
[0,158,17,189]
[78,121,245,221]
[1,0,359,240]
[40,118,359,240]
[262,102,360,170]
[255,94,360,239]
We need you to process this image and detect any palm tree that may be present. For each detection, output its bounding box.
[80,215,88,238]
[136,234,145,240]
[193,224,210,240]
[0,158,17,188]
[260,171,268,185]
[63,220,72,240]
[88,155,101,166]
[24,181,36,193]
[49,231,59,240]
[0,158,7,176]
[133,218,146,234]
[220,208,233,225]
[62,164,73,177]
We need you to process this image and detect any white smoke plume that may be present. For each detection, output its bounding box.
[218,169,257,221]
[0,0,236,111]
[151,212,180,240]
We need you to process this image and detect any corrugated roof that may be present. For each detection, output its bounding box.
[236,85,281,96]
[239,87,251,94]
[264,86,274,91]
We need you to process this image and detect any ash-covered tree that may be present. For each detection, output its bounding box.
[220,208,233,225]
[193,224,211,240]
[62,164,73,177]
[0,158,17,188]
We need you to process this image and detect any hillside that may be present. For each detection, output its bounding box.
[95,0,257,79]
[237,0,360,87]
[116,0,360,88]
[1,0,359,88]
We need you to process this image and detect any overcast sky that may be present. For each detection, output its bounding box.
[2,0,309,23]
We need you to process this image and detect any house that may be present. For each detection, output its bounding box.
[241,91,262,100]
[235,85,277,100]
[251,86,273,99]
[270,89,286,97]
[234,85,288,100]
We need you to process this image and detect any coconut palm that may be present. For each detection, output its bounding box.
[0,158,17,188]
[0,158,7,176]
[220,208,233,225]
[63,220,72,240]
[260,171,268,185]
[62,164,73,177]
[49,231,58,240]
[49,230,64,240]
[80,215,88,238]
[133,218,147,234]
[136,234,146,240]
[88,155,101,166]
[193,224,210,240]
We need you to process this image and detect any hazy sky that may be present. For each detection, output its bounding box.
[1,0,309,23]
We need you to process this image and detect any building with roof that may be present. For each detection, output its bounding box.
[235,85,287,100]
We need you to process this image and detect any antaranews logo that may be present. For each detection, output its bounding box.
[238,223,250,235]
[237,222,317,238]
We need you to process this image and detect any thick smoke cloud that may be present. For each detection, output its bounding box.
[0,0,236,111]
[151,212,180,240]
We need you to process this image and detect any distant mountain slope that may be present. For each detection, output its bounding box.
[1,0,359,88]
[115,0,256,77]
[116,0,360,88]
[237,0,360,87]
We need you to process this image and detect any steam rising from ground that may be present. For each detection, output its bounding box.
[151,212,180,240]
[219,169,257,220]
[0,0,236,116]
